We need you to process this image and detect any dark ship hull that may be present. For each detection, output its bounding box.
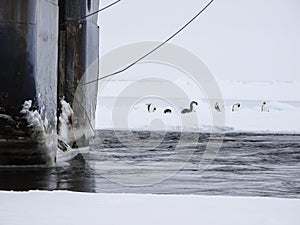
[0,0,99,165]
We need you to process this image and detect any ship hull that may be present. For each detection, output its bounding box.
[58,0,99,148]
[0,0,99,165]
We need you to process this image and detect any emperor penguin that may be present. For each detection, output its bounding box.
[146,103,156,113]
[215,102,224,112]
[232,103,241,112]
[261,101,269,112]
[164,108,172,114]
[181,101,198,114]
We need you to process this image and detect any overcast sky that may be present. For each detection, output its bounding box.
[98,0,300,82]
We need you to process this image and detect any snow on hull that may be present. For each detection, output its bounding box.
[58,99,74,143]
[0,100,56,166]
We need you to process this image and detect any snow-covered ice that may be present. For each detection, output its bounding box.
[96,80,300,133]
[1,191,300,225]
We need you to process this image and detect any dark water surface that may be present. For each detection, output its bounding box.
[0,130,300,198]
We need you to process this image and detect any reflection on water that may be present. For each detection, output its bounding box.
[0,131,300,199]
[0,155,95,192]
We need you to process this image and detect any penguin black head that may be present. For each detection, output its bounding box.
[191,101,198,106]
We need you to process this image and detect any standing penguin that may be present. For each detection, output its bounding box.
[146,103,156,113]
[261,102,269,112]
[215,102,224,112]
[232,103,241,112]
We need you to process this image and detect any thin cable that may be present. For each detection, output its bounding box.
[60,0,121,26]
[78,0,121,21]
[82,0,214,86]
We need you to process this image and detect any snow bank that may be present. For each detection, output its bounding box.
[225,103,300,133]
[1,191,300,225]
[96,100,300,133]
[96,80,300,133]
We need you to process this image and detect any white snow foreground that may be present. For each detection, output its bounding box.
[1,191,300,225]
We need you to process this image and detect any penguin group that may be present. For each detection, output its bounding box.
[231,102,269,112]
[146,101,198,114]
[146,101,269,114]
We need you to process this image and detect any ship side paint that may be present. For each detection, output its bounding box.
[0,0,59,165]
[58,0,99,147]
[0,0,37,116]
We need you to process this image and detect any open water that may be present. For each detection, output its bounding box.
[0,130,299,199]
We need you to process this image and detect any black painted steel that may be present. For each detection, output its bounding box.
[0,0,99,165]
